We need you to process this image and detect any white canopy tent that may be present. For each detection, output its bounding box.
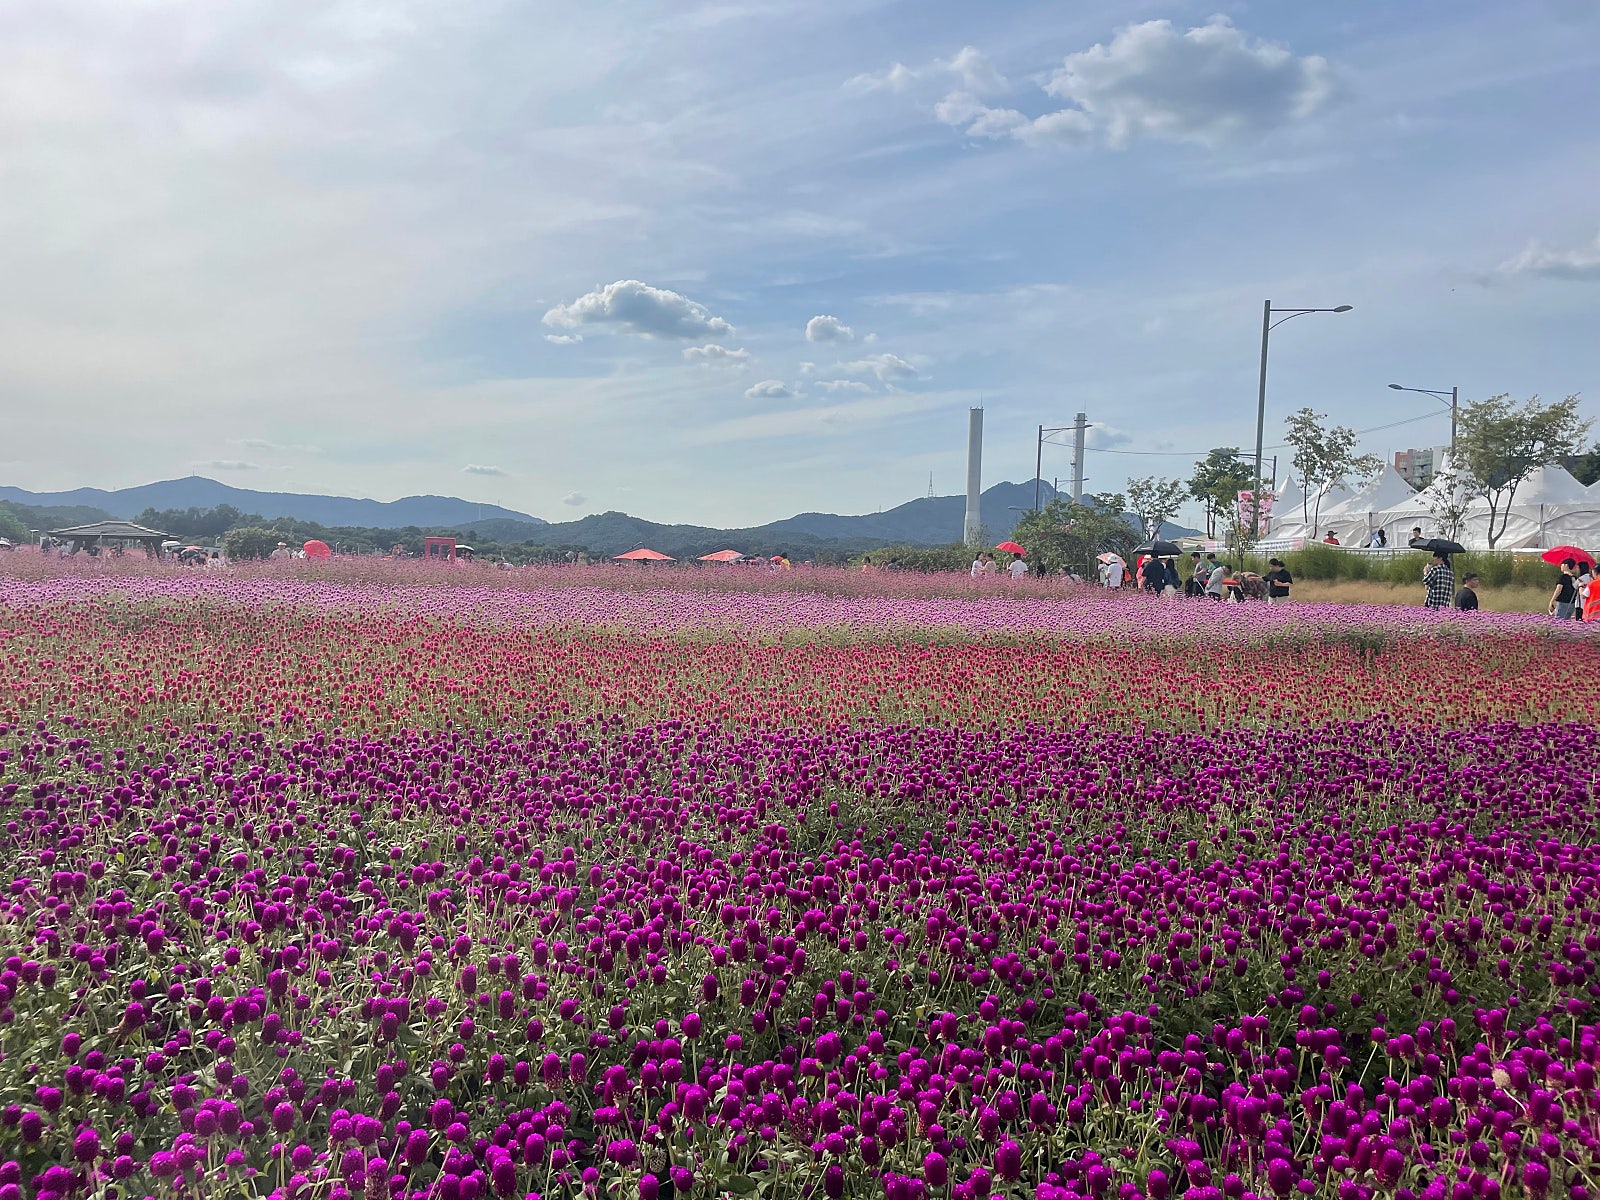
[1318,466,1419,546]
[1272,479,1358,541]
[1371,461,1600,550]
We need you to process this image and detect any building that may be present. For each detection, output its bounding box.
[1393,446,1448,490]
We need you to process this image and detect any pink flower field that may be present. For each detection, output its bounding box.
[0,559,1596,1200]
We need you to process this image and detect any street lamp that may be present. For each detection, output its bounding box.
[1251,301,1354,538]
[1387,383,1458,457]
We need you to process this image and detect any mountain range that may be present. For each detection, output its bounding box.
[0,476,543,529]
[1,476,1197,557]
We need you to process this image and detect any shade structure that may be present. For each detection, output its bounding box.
[698,549,745,562]
[615,548,674,561]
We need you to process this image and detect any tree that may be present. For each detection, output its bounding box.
[1422,464,1473,543]
[0,503,32,544]
[223,526,289,561]
[1188,448,1254,538]
[1010,493,1135,578]
[1455,393,1591,548]
[1283,407,1382,535]
[1125,476,1186,539]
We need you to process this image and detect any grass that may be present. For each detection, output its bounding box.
[1290,577,1554,612]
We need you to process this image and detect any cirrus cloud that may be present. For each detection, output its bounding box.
[543,279,733,339]
[1499,231,1600,281]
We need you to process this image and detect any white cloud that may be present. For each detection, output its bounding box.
[817,379,873,394]
[545,333,583,345]
[798,362,817,375]
[744,379,794,400]
[1086,424,1132,450]
[194,459,261,471]
[683,343,751,366]
[237,438,323,455]
[562,491,587,507]
[1044,18,1337,148]
[849,45,1006,97]
[463,464,508,476]
[543,279,733,340]
[805,314,855,343]
[1500,232,1600,281]
[885,19,1336,149]
[836,353,919,382]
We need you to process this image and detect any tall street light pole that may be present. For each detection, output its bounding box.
[1387,383,1458,457]
[1252,301,1354,539]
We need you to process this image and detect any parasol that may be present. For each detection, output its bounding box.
[995,541,1026,555]
[1542,545,1594,567]
[615,548,675,561]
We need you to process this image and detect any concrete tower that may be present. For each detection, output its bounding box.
[963,407,983,546]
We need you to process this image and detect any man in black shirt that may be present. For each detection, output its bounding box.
[1265,558,1293,604]
[1454,573,1480,611]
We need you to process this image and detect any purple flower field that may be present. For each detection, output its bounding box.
[0,562,1596,1200]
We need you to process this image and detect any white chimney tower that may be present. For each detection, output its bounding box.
[963,407,983,546]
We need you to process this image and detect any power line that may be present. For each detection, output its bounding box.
[1078,409,1442,460]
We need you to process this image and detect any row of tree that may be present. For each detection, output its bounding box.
[1111,394,1591,550]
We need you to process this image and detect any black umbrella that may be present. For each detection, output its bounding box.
[1421,538,1466,557]
[1135,539,1182,557]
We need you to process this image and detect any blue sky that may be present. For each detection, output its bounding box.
[2,0,1597,526]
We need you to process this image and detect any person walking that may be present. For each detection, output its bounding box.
[1454,573,1480,611]
[1423,552,1455,610]
[1549,558,1579,619]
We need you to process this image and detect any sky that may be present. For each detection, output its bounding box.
[2,0,1598,527]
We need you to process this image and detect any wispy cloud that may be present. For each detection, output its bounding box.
[1499,231,1600,281]
[463,464,509,477]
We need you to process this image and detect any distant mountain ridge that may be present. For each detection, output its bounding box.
[454,482,1199,558]
[0,476,544,529]
[2,476,1198,556]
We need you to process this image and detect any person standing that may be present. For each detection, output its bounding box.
[1206,560,1227,601]
[1006,555,1028,579]
[1423,553,1455,610]
[1454,573,1480,611]
[1104,556,1125,589]
[1549,558,1579,619]
[1265,558,1293,604]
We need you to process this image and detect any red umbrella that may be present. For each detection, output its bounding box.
[995,541,1026,555]
[1542,545,1594,566]
[303,540,332,560]
[614,548,674,561]
[698,549,745,562]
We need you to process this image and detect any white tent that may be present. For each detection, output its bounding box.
[1273,479,1358,541]
[1320,466,1418,545]
[1373,460,1600,549]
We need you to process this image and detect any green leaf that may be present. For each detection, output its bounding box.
[725,1176,757,1195]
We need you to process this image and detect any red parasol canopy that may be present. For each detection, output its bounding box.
[303,540,332,560]
[1542,545,1594,566]
[995,541,1026,555]
[698,549,745,562]
[615,548,675,561]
